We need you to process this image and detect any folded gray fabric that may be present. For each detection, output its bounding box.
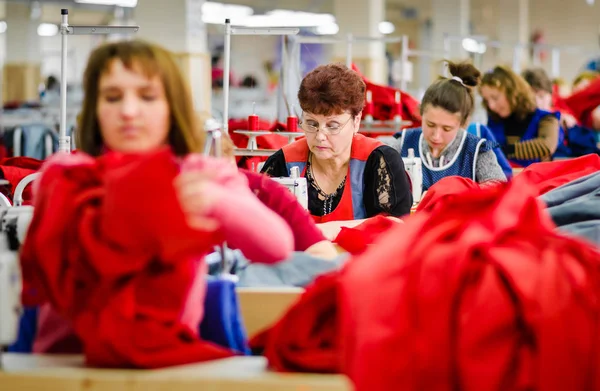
[539,171,600,246]
[545,187,600,227]
[557,220,600,246]
[540,171,600,208]
[236,251,348,288]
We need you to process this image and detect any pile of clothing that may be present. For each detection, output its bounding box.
[253,154,600,391]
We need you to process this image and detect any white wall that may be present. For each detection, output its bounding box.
[528,0,600,82]
[39,34,99,85]
[230,34,279,88]
[387,0,600,90]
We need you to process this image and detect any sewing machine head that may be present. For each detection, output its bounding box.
[402,148,423,204]
[270,166,308,210]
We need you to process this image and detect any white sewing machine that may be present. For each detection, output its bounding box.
[402,148,423,204]
[271,166,308,210]
[0,174,37,348]
[0,207,32,347]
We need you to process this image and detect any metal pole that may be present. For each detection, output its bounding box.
[512,45,522,74]
[222,19,232,134]
[281,36,290,117]
[59,9,70,153]
[400,34,409,91]
[551,48,560,78]
[443,33,451,59]
[346,33,353,68]
[532,45,541,67]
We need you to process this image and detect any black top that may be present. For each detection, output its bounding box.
[261,145,413,218]
[502,112,536,138]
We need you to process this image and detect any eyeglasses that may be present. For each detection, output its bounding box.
[299,114,354,135]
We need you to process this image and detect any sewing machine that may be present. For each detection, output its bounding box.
[402,148,423,204]
[271,166,308,210]
[0,174,37,348]
[0,206,32,347]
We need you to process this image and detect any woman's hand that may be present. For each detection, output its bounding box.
[174,156,244,231]
[174,170,223,231]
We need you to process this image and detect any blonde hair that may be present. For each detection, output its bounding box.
[480,65,537,120]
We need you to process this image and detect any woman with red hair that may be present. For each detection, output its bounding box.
[261,63,412,233]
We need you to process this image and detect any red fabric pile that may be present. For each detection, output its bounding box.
[564,77,600,128]
[552,84,577,122]
[416,176,481,213]
[255,170,600,391]
[514,154,600,195]
[250,271,341,373]
[333,215,403,254]
[340,179,600,391]
[417,155,600,213]
[351,63,422,129]
[0,156,43,204]
[20,148,234,368]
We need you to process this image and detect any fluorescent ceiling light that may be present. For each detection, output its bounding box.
[37,23,59,37]
[315,23,339,35]
[201,4,336,29]
[462,38,486,54]
[259,10,335,27]
[378,21,395,35]
[75,0,138,7]
[202,2,253,25]
[0,21,6,34]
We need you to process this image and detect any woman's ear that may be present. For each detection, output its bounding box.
[354,111,362,133]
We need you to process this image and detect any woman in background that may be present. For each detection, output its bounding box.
[480,65,563,167]
[393,61,506,192]
[261,63,412,234]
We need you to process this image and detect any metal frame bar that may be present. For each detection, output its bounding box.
[58,9,139,153]
[442,33,583,77]
[222,19,299,136]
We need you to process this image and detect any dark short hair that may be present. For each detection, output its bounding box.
[298,63,365,117]
[522,68,553,94]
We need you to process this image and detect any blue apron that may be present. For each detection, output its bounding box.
[398,128,492,191]
[487,108,564,167]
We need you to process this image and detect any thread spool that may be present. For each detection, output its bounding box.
[248,114,259,131]
[287,115,298,132]
[248,101,258,131]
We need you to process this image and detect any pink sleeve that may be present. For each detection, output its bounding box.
[243,170,326,251]
[182,156,294,264]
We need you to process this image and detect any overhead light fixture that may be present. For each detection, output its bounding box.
[74,0,138,7]
[202,2,253,25]
[315,23,339,35]
[242,10,335,28]
[0,21,6,34]
[201,4,336,29]
[37,23,59,37]
[378,21,395,35]
[265,10,336,26]
[462,37,486,54]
